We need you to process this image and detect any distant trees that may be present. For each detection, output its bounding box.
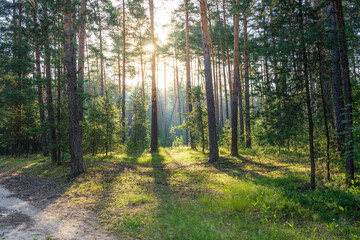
[0,0,358,185]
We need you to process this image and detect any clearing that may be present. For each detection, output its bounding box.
[0,147,359,239]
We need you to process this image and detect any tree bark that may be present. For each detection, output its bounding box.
[78,0,86,121]
[231,0,240,156]
[185,0,195,149]
[327,5,345,156]
[199,0,219,162]
[300,0,315,190]
[149,0,158,152]
[64,0,85,177]
[243,6,251,148]
[97,0,104,96]
[34,0,48,157]
[334,0,354,183]
[44,4,58,164]
[122,0,126,143]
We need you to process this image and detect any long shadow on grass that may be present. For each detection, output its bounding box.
[211,154,287,179]
[211,155,360,225]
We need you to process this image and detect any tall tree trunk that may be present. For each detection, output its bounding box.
[221,43,229,120]
[78,0,86,121]
[218,50,224,129]
[185,0,195,149]
[15,0,22,155]
[327,5,345,156]
[243,6,251,148]
[44,4,58,164]
[164,60,167,146]
[121,0,126,143]
[300,0,315,190]
[140,30,145,102]
[314,0,332,180]
[199,0,219,162]
[175,49,182,126]
[86,41,92,104]
[34,0,48,157]
[334,0,354,183]
[149,0,158,152]
[97,1,104,96]
[57,39,62,163]
[231,0,240,156]
[223,0,232,115]
[64,0,85,177]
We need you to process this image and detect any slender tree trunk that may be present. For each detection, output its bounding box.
[122,0,126,143]
[78,0,86,121]
[223,0,232,116]
[64,0,85,176]
[140,30,145,102]
[14,0,22,155]
[175,49,182,126]
[231,0,240,156]
[243,6,251,148]
[218,49,224,129]
[300,0,315,190]
[327,5,345,156]
[199,0,219,162]
[97,1,104,96]
[221,43,229,120]
[57,39,62,163]
[44,4,58,164]
[149,0,158,152]
[239,66,244,144]
[334,0,354,183]
[185,0,195,149]
[34,0,48,157]
[314,0,332,180]
[86,41,92,104]
[164,60,167,146]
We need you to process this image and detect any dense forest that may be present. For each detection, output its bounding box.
[0,0,359,238]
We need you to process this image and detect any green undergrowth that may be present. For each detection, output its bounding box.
[0,147,359,239]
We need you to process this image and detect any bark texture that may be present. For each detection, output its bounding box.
[64,1,85,177]
[199,0,219,162]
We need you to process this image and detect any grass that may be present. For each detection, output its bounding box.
[1,147,359,239]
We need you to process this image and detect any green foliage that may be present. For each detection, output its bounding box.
[220,119,231,151]
[84,92,117,156]
[126,88,149,153]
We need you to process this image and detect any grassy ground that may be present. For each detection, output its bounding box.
[0,147,359,239]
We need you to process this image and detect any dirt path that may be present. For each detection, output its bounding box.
[0,185,113,240]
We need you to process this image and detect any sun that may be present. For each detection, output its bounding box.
[144,44,155,52]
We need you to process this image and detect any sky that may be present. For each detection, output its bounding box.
[109,0,183,90]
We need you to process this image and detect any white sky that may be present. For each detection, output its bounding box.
[106,0,183,91]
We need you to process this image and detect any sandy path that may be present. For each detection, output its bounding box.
[0,185,113,240]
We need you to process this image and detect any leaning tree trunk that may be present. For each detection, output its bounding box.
[64,0,85,177]
[199,0,219,162]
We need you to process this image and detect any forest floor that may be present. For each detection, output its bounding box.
[0,147,359,240]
